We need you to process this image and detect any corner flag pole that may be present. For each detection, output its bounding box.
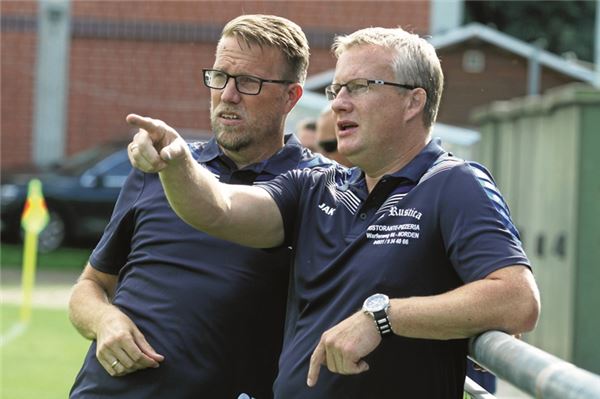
[19,179,49,324]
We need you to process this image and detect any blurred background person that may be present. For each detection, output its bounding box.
[316,108,353,167]
[295,118,318,152]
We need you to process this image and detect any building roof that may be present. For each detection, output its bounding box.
[305,22,598,90]
[430,23,597,86]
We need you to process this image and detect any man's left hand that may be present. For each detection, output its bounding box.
[306,311,382,387]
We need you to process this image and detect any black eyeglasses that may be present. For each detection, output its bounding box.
[203,69,294,96]
[318,140,337,153]
[325,78,419,100]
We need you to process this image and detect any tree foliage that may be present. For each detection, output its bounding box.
[465,0,596,62]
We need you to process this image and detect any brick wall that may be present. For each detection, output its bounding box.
[69,1,428,31]
[1,31,37,168]
[1,0,429,169]
[67,39,213,152]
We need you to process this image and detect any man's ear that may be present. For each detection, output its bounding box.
[284,83,304,113]
[404,88,427,123]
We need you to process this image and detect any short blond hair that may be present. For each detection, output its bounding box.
[220,14,310,84]
[332,27,443,128]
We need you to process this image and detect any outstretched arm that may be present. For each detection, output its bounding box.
[69,264,164,376]
[126,114,284,248]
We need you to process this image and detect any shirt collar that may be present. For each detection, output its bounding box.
[191,133,305,176]
[387,138,446,182]
[345,138,446,191]
[192,137,221,163]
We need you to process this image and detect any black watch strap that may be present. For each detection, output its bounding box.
[373,309,393,337]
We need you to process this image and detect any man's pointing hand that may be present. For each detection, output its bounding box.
[126,114,189,173]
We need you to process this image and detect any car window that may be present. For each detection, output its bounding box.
[103,158,132,188]
[57,144,125,176]
[80,149,131,188]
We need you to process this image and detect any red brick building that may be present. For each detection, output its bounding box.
[2,1,595,169]
[1,1,429,169]
[431,24,596,127]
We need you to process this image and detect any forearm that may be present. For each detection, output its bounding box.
[159,153,229,232]
[126,114,284,247]
[69,264,165,374]
[159,154,284,248]
[306,268,538,385]
[388,266,540,340]
[69,264,120,340]
[69,279,116,340]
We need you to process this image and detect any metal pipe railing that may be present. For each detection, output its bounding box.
[469,330,600,398]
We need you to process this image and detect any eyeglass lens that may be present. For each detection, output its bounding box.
[205,70,262,95]
[326,79,369,100]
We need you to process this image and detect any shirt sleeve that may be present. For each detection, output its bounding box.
[89,169,146,274]
[439,162,530,283]
[256,169,308,247]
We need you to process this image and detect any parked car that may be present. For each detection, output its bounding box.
[1,140,132,252]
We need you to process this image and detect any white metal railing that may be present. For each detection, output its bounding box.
[469,330,600,398]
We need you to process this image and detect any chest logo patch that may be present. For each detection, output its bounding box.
[387,206,422,220]
[366,223,421,245]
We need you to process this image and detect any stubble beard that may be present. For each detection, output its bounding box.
[214,124,253,152]
[210,112,253,153]
[210,101,282,154]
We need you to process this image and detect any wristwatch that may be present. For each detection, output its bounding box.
[362,293,393,337]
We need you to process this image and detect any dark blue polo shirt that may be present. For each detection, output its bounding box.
[259,139,529,399]
[70,134,331,399]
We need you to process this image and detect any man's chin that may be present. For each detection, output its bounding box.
[216,135,252,153]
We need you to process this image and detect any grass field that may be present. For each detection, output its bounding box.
[1,243,92,398]
[1,304,90,399]
[1,243,90,269]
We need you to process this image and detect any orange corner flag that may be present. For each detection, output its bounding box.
[21,179,49,234]
[19,178,49,323]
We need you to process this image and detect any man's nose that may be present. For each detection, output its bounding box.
[331,89,352,114]
[220,78,242,103]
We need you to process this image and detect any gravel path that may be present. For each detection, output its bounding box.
[1,268,80,309]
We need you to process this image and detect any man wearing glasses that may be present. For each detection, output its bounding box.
[127,26,540,398]
[69,15,331,398]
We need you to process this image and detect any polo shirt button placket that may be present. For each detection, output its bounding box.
[359,212,368,220]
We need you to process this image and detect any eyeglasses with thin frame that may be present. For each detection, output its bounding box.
[325,78,419,101]
[203,69,294,96]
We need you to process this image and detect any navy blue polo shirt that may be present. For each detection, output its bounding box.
[259,139,529,399]
[70,134,331,399]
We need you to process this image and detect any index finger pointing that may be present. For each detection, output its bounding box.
[307,342,326,387]
[126,114,175,149]
[126,114,158,132]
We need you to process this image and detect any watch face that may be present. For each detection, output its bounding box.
[364,293,389,313]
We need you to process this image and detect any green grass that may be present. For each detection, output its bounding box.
[0,242,95,397]
[0,243,90,270]
[1,304,90,399]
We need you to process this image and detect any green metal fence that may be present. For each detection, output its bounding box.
[472,83,600,374]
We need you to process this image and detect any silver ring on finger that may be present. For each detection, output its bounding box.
[111,359,120,369]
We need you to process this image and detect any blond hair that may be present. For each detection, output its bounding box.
[220,14,310,84]
[332,27,443,128]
